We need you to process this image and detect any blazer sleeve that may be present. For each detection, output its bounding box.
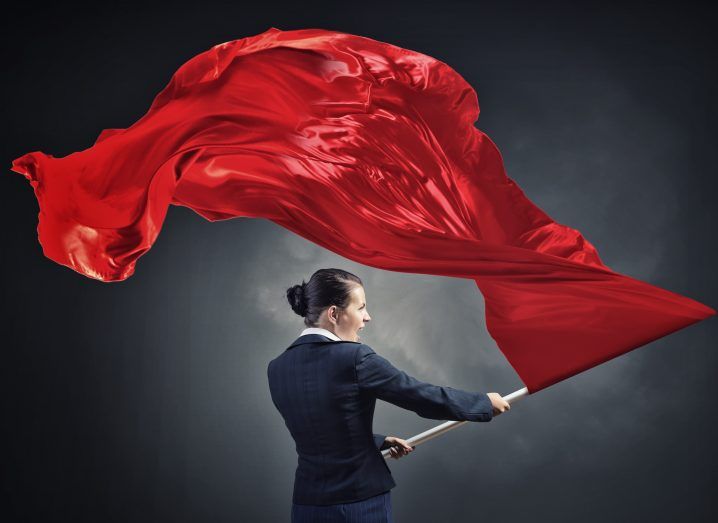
[373,433,387,450]
[355,344,493,422]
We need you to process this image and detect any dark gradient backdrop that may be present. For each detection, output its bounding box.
[2,2,716,522]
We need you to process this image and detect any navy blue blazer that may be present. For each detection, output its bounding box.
[267,333,494,505]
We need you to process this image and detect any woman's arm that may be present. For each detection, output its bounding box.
[355,344,493,422]
[373,433,387,449]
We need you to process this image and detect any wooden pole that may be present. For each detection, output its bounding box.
[382,387,529,460]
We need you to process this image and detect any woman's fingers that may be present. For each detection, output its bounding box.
[389,445,413,459]
[385,437,416,459]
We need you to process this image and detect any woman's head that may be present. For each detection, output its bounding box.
[286,268,371,342]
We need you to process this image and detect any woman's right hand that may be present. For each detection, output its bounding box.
[487,392,510,416]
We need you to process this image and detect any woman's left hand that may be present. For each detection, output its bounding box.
[384,436,415,459]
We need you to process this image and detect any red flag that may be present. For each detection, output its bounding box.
[10,27,714,392]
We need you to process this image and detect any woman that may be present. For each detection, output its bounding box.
[267,268,510,523]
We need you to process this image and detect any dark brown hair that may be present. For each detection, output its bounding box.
[286,268,363,327]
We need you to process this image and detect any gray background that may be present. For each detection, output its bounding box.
[2,1,716,522]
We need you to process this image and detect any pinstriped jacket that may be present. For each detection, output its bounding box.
[267,330,493,505]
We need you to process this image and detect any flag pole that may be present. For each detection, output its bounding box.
[382,387,529,460]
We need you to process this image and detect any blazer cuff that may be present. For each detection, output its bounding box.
[373,433,387,450]
[481,392,494,422]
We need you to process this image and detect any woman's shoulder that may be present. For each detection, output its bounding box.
[353,342,380,362]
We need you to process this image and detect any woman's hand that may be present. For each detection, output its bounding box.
[384,436,415,459]
[487,392,510,416]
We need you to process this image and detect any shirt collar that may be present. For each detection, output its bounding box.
[300,327,342,341]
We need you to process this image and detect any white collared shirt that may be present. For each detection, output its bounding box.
[300,327,342,341]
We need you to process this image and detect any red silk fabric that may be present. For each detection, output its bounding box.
[11,27,714,392]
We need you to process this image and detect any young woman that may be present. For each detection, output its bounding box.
[267,268,509,523]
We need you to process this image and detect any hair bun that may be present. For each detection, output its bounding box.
[287,282,308,317]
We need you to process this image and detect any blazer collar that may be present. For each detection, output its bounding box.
[286,333,360,350]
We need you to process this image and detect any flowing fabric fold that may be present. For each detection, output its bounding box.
[10,27,714,391]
